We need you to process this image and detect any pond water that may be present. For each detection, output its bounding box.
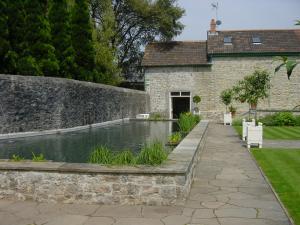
[0,120,177,163]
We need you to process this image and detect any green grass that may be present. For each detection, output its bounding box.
[252,149,300,225]
[234,126,300,140]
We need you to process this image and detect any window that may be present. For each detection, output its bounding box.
[170,92,191,97]
[252,36,262,44]
[171,92,180,96]
[224,36,232,45]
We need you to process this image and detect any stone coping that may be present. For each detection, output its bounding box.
[0,120,209,176]
[0,118,130,140]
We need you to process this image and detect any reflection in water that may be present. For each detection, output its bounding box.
[0,121,177,163]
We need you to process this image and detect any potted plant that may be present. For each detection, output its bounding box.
[220,89,233,125]
[233,68,271,111]
[192,95,201,115]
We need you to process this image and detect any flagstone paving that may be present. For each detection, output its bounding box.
[0,124,291,225]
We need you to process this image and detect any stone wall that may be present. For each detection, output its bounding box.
[0,74,149,134]
[145,57,300,120]
[0,121,209,205]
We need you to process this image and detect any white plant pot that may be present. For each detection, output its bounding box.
[242,119,255,141]
[224,112,232,126]
[247,122,263,149]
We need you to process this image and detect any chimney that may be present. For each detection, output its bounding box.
[210,19,217,33]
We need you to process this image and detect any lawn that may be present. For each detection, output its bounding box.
[252,149,300,225]
[234,126,300,140]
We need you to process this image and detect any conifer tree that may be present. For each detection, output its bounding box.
[23,0,59,76]
[93,0,120,85]
[71,0,95,81]
[49,0,76,78]
[0,0,10,73]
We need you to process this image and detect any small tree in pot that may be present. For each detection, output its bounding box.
[220,89,233,112]
[233,68,271,110]
[192,95,201,114]
[220,89,233,125]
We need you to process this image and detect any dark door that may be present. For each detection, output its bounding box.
[172,97,190,119]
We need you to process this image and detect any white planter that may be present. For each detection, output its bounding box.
[136,114,150,119]
[247,122,263,149]
[224,112,232,126]
[242,119,256,141]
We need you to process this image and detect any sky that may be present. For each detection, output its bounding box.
[175,0,300,41]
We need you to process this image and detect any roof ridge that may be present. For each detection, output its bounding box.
[211,28,300,32]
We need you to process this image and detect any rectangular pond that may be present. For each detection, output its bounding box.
[0,120,177,163]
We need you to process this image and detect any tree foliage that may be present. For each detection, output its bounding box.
[0,0,10,73]
[273,19,299,79]
[92,0,120,85]
[91,0,185,80]
[72,0,95,81]
[233,69,271,107]
[22,0,59,76]
[49,0,76,78]
[220,89,233,112]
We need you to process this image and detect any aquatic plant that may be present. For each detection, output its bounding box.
[112,150,136,165]
[136,142,168,166]
[32,152,46,162]
[177,112,200,134]
[11,154,24,162]
[168,132,182,145]
[88,146,114,164]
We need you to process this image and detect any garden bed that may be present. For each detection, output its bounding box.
[0,120,209,205]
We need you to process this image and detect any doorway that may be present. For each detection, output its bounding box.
[170,92,191,119]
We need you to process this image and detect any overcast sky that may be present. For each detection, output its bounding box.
[175,0,300,41]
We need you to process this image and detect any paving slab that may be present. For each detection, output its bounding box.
[0,123,291,225]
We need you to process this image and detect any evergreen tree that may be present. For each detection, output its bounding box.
[6,0,26,74]
[0,0,10,73]
[23,0,59,76]
[93,0,120,85]
[49,0,76,78]
[71,0,95,81]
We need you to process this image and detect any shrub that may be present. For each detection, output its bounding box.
[273,112,296,126]
[177,112,200,134]
[88,146,114,164]
[136,142,168,166]
[258,112,298,126]
[113,150,136,165]
[232,118,243,126]
[32,152,46,162]
[168,132,182,145]
[193,95,201,104]
[295,115,300,126]
[258,114,277,126]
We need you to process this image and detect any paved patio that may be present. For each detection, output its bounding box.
[264,140,300,149]
[0,124,291,225]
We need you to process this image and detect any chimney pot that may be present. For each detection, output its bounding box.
[210,19,217,33]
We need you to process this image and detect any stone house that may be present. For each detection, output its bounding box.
[142,20,300,120]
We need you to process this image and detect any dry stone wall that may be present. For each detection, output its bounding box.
[145,57,300,120]
[0,74,149,134]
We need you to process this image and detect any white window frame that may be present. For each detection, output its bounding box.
[169,91,192,119]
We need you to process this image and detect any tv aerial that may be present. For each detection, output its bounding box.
[211,2,222,26]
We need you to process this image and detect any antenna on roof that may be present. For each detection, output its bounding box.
[211,2,222,26]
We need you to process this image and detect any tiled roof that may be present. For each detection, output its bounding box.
[207,29,300,54]
[142,41,209,67]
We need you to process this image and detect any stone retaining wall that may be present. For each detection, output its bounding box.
[0,121,209,205]
[0,74,149,134]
